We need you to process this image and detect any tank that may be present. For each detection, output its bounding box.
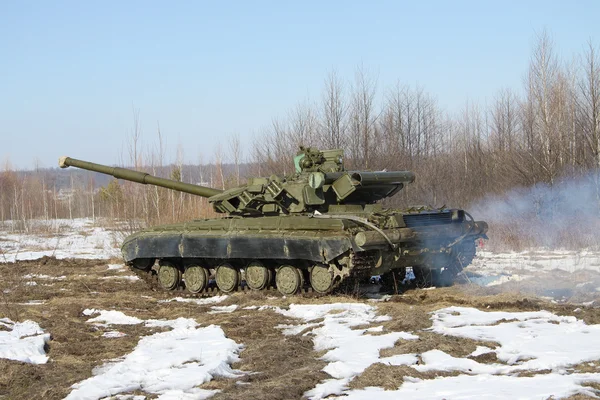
[58,147,488,295]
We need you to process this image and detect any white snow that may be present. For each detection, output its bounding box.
[0,318,50,364]
[100,276,140,281]
[464,249,600,294]
[159,296,229,305]
[67,311,244,400]
[83,309,143,326]
[334,373,600,400]
[336,306,600,399]
[468,273,531,287]
[267,303,418,399]
[23,273,66,280]
[470,346,494,357]
[102,331,127,338]
[208,305,238,314]
[18,300,46,305]
[423,306,600,373]
[107,264,126,271]
[366,294,392,302]
[470,249,600,275]
[0,218,120,262]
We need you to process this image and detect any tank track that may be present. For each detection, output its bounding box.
[128,251,382,297]
[129,264,322,297]
[349,252,379,276]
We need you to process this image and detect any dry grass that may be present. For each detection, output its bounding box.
[1,257,600,399]
[0,257,332,399]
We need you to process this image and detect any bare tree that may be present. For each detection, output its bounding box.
[348,66,378,168]
[289,101,319,147]
[524,30,563,185]
[214,142,225,190]
[577,40,600,201]
[321,70,347,148]
[228,133,242,185]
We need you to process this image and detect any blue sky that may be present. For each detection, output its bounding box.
[1,0,599,169]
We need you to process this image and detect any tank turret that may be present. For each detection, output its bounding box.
[60,147,416,216]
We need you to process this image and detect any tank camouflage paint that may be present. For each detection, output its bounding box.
[58,147,488,295]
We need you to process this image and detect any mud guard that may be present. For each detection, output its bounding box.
[122,232,353,264]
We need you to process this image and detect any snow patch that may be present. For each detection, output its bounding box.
[67,311,244,400]
[107,264,125,271]
[208,305,238,314]
[18,300,46,305]
[367,294,392,302]
[339,307,600,399]
[336,373,600,400]
[267,303,418,400]
[83,309,143,326]
[23,273,66,280]
[427,306,600,372]
[469,250,600,276]
[100,276,140,281]
[0,218,120,262]
[0,318,50,364]
[470,346,495,357]
[469,274,531,287]
[102,331,127,338]
[159,296,229,306]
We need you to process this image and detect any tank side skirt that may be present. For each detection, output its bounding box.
[122,233,353,264]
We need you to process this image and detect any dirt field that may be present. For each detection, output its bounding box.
[1,257,600,399]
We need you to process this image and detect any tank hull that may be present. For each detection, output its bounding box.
[123,231,353,264]
[122,215,353,263]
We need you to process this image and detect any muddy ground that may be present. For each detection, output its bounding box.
[1,257,599,400]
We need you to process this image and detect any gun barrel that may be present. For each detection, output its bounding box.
[59,156,223,198]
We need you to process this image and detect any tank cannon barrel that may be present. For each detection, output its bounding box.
[59,156,223,198]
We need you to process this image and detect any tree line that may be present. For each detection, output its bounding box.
[250,32,600,211]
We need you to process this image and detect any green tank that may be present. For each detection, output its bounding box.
[58,147,488,295]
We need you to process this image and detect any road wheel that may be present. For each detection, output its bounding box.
[215,263,239,293]
[310,264,334,293]
[276,265,303,295]
[184,265,210,293]
[157,261,182,290]
[245,260,270,290]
